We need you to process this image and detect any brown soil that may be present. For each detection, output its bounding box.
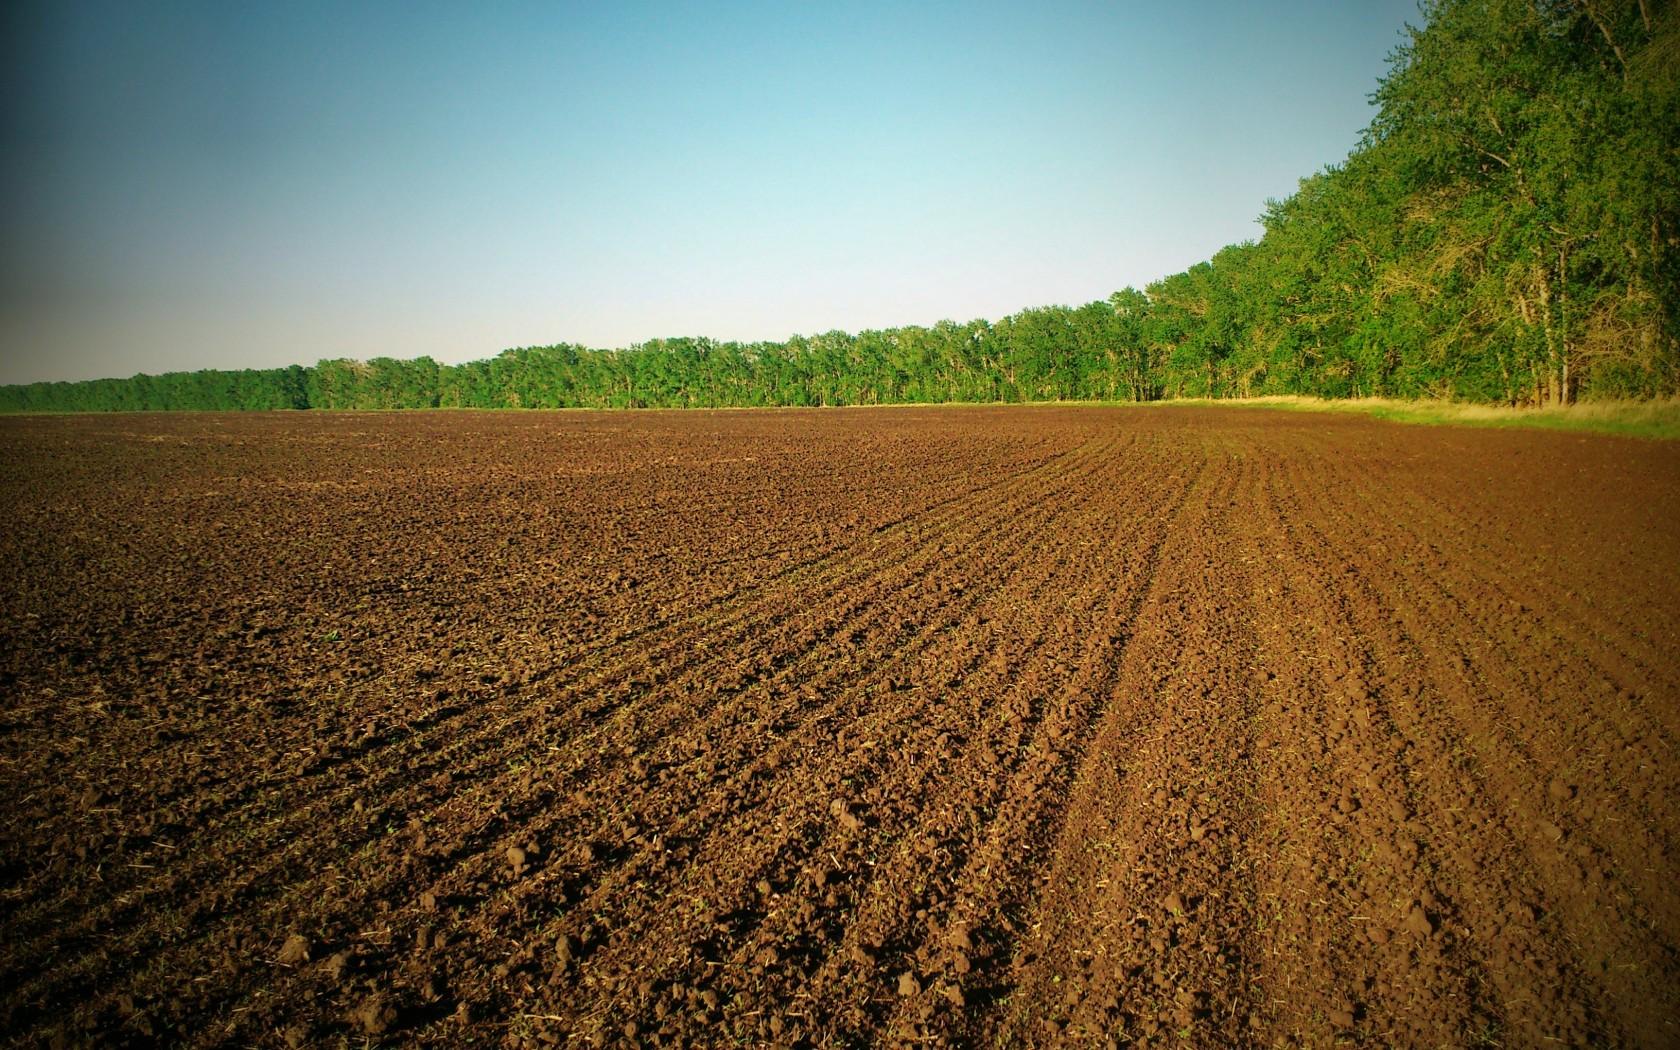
[1,406,1677,1048]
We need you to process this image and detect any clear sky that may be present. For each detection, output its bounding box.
[0,0,1420,385]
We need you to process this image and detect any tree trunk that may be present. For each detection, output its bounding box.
[1579,0,1630,81]
[1558,243,1573,405]
[1535,264,1563,406]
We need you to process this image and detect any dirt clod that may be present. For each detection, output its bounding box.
[349,993,396,1035]
[323,952,351,982]
[1404,906,1434,937]
[277,934,310,965]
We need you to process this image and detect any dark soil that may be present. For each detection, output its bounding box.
[2,406,1677,1047]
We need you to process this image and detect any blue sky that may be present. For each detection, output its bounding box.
[0,0,1419,384]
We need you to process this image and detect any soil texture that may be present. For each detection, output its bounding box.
[2,406,1678,1047]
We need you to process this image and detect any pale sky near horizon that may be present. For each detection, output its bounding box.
[1,0,1420,385]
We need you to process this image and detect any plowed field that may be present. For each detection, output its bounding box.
[2,406,1678,1048]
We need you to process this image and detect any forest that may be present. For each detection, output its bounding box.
[3,0,1675,414]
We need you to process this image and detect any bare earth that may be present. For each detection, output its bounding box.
[1,406,1677,1048]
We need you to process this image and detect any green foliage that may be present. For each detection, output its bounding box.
[0,365,312,412]
[3,1,1673,414]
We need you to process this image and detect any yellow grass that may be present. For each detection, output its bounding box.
[1146,395,1680,440]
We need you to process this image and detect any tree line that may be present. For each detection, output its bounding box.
[4,0,1674,414]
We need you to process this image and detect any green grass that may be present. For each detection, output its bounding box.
[1142,395,1680,441]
